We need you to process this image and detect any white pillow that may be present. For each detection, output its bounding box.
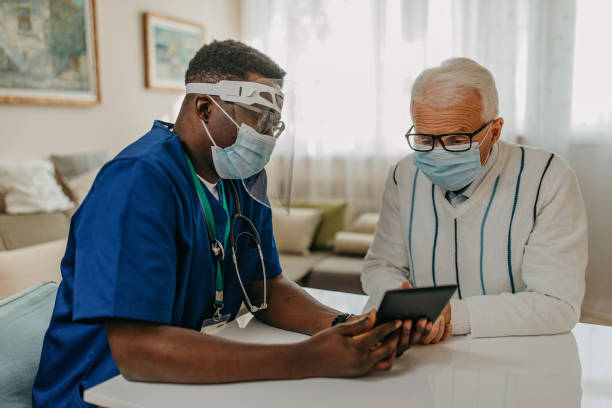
[272,207,323,255]
[66,167,100,205]
[0,160,74,214]
[333,231,374,255]
[351,212,380,234]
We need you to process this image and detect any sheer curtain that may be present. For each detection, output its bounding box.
[240,0,584,213]
[241,0,612,321]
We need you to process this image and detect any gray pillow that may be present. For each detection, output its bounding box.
[0,282,58,408]
[50,151,111,181]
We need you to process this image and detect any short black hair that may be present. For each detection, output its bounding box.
[185,39,286,84]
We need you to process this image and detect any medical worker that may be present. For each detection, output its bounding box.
[362,58,587,349]
[33,40,413,407]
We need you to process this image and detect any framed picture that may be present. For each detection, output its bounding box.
[0,0,100,106]
[143,12,204,91]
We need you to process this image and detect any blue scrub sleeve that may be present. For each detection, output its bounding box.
[72,159,178,325]
[256,204,282,281]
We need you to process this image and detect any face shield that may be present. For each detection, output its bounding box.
[185,78,294,212]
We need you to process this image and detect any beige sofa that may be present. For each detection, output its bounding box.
[0,205,375,301]
[0,239,66,300]
[0,210,74,251]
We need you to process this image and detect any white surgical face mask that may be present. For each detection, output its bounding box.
[201,97,276,180]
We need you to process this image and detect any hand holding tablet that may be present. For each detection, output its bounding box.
[376,284,457,355]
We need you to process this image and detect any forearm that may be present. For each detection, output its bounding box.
[361,261,409,298]
[250,275,341,335]
[361,259,410,313]
[106,320,313,383]
[464,292,579,338]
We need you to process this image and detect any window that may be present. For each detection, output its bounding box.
[571,0,612,139]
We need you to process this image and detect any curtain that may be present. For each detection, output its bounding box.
[241,0,612,321]
[240,0,576,213]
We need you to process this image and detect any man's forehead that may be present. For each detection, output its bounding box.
[412,101,483,133]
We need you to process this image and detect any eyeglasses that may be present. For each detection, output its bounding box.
[405,120,493,152]
[235,102,285,139]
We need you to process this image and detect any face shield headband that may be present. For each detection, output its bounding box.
[185,80,284,114]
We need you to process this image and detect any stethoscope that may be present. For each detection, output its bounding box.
[175,123,268,320]
[183,152,268,321]
[225,179,268,315]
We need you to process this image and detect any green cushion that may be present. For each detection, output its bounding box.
[291,201,347,249]
[0,282,58,408]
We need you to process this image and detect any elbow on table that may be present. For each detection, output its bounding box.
[544,299,580,335]
[107,338,148,382]
[563,305,580,332]
[116,363,144,382]
[359,263,376,295]
[106,321,162,382]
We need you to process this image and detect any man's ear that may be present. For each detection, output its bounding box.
[491,117,504,143]
[194,95,213,123]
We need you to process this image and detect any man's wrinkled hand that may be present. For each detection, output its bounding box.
[421,302,452,345]
[395,282,452,356]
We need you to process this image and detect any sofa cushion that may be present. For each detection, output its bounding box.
[272,207,322,255]
[0,282,58,408]
[351,212,379,234]
[0,211,71,251]
[0,239,66,300]
[0,160,74,215]
[291,201,347,249]
[278,251,330,282]
[65,167,100,205]
[333,231,374,256]
[50,151,111,181]
[306,255,364,294]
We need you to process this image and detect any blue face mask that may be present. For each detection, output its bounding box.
[412,125,492,191]
[202,99,276,180]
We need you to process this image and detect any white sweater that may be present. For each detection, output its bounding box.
[361,141,588,338]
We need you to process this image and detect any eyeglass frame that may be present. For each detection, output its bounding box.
[235,101,285,139]
[405,120,494,152]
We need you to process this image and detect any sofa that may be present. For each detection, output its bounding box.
[0,202,374,296]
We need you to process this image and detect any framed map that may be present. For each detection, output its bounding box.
[0,0,100,105]
[143,12,204,91]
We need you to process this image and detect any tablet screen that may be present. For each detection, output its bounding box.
[376,285,457,324]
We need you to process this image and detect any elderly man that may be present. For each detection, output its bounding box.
[362,58,587,349]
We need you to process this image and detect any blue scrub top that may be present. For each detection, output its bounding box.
[32,121,282,407]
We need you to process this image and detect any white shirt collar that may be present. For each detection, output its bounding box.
[196,174,219,200]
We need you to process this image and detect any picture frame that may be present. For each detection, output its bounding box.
[0,0,101,106]
[143,12,204,91]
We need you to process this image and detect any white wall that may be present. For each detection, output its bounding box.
[568,145,612,323]
[0,0,241,161]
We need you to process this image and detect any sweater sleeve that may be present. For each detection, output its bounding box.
[361,165,412,312]
[460,162,588,338]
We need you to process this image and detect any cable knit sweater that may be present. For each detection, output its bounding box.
[361,140,587,338]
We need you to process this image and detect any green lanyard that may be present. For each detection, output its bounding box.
[182,151,230,310]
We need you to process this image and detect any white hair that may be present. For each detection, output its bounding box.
[410,57,499,122]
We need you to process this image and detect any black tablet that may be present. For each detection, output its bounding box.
[376,285,457,324]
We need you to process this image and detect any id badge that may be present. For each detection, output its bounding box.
[200,313,231,334]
